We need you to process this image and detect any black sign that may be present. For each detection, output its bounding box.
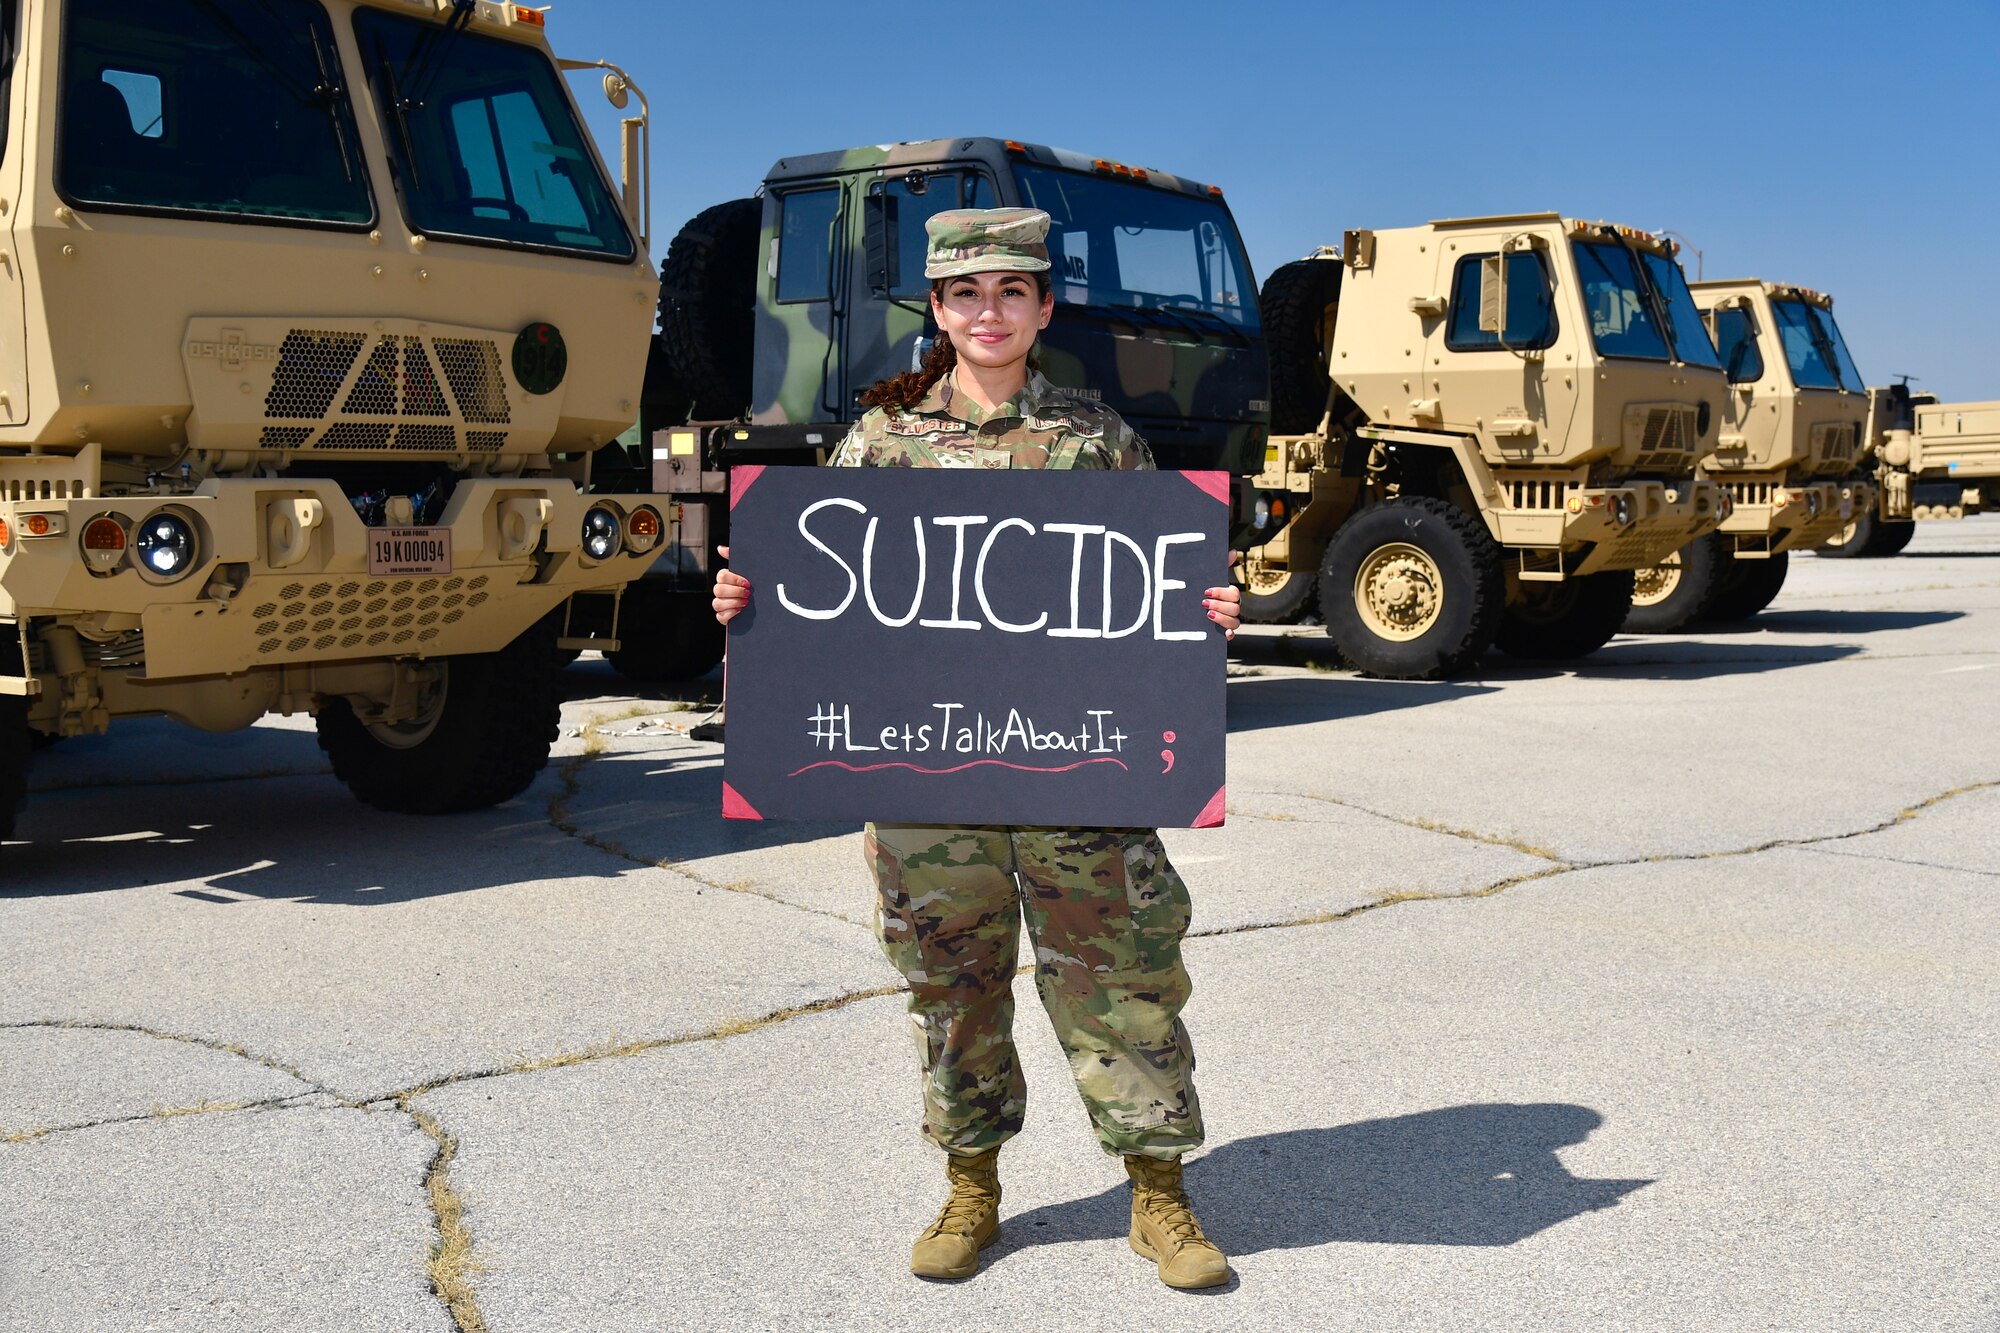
[512,322,567,395]
[721,466,1229,828]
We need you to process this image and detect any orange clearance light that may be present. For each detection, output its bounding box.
[1131,167,1150,181]
[1566,495,1584,514]
[0,517,10,545]
[23,514,52,537]
[82,516,126,552]
[512,6,546,25]
[1002,140,1027,154]
[1092,158,1114,173]
[628,507,662,541]
[1207,184,1223,197]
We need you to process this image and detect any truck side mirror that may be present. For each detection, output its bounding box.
[864,194,900,296]
[1477,255,1508,336]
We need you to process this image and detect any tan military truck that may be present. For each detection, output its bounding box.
[1240,215,1727,677]
[1622,282,1871,629]
[0,0,672,837]
[1822,384,1999,555]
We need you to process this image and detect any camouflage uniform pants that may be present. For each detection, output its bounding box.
[867,823,1203,1162]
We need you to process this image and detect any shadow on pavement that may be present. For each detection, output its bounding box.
[1686,609,1963,635]
[1479,641,1865,680]
[997,1104,1649,1264]
[1226,675,1498,733]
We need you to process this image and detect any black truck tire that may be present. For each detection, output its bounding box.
[317,621,562,814]
[657,198,761,417]
[0,695,26,840]
[1496,571,1636,660]
[1817,510,1876,558]
[1706,552,1790,621]
[608,586,726,682]
[1233,551,1318,624]
[1622,533,1724,633]
[1259,258,1342,435]
[1868,518,1917,556]
[1320,497,1502,679]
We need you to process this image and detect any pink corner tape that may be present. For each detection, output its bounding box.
[1181,470,1230,505]
[728,464,766,509]
[721,781,763,821]
[1192,786,1227,828]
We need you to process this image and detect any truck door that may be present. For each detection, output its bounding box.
[1433,229,1578,457]
[753,180,850,425]
[0,0,26,426]
[853,167,996,410]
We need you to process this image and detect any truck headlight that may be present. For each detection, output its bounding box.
[582,506,621,560]
[135,511,198,581]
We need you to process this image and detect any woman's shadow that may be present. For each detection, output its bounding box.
[996,1103,1648,1264]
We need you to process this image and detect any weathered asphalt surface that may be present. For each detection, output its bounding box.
[3,523,1996,1332]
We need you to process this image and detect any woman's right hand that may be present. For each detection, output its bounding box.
[712,545,751,626]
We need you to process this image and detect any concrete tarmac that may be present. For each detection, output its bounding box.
[3,523,1996,1331]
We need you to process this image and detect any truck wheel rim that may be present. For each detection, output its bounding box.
[363,664,449,750]
[1243,555,1294,598]
[1354,542,1443,641]
[1631,552,1683,607]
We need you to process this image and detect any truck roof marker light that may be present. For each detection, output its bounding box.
[512,5,547,25]
[1003,140,1027,155]
[0,517,10,546]
[1092,159,1115,174]
[1131,168,1150,181]
[1208,185,1224,197]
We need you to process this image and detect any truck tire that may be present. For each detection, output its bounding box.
[1259,258,1342,435]
[1495,571,1636,660]
[608,587,726,682]
[1868,519,1916,556]
[316,621,562,815]
[657,198,761,418]
[1706,552,1789,621]
[1622,533,1724,633]
[1817,510,1876,558]
[1320,497,1502,679]
[0,695,26,840]
[1233,550,1318,624]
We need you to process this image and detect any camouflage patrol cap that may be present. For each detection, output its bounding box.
[924,207,1053,279]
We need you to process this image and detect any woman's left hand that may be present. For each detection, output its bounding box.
[1203,581,1242,640]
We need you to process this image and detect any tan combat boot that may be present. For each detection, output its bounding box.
[909,1148,1002,1280]
[1125,1155,1230,1289]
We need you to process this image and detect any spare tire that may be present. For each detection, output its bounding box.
[658,197,762,418]
[1259,258,1342,434]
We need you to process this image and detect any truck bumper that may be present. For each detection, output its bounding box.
[1493,479,1725,577]
[1719,479,1872,556]
[0,478,670,681]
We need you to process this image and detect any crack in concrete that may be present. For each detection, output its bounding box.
[1797,843,2000,880]
[9,776,1991,1326]
[2,1093,323,1145]
[1284,790,1565,861]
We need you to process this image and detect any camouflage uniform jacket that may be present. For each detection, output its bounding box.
[828,369,1155,472]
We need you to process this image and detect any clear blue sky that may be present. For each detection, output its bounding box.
[555,0,2000,401]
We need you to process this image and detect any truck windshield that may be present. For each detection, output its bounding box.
[1640,252,1722,370]
[1013,165,1258,330]
[58,0,371,226]
[1771,299,1863,391]
[1574,241,1671,360]
[354,10,632,260]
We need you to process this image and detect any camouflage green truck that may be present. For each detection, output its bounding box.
[611,136,1270,680]
[1239,216,1728,678]
[1820,385,2000,556]
[1,0,673,837]
[1621,282,1872,630]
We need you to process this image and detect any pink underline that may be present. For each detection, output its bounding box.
[785,756,1131,778]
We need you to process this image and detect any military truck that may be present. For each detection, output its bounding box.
[0,0,674,837]
[623,137,1268,676]
[1821,384,1999,556]
[1622,282,1871,630]
[1238,216,1728,678]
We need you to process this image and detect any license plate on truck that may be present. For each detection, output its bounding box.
[368,527,453,576]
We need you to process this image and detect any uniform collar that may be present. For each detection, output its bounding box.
[921,368,1059,425]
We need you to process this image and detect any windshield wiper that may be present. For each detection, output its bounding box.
[373,36,423,191]
[402,0,477,107]
[304,24,357,184]
[1606,228,1681,362]
[1801,306,1851,389]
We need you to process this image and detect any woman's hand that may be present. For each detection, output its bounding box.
[712,545,751,626]
[1203,580,1242,641]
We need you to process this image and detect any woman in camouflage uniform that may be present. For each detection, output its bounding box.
[713,207,1240,1289]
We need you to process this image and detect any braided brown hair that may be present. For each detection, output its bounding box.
[857,273,1053,415]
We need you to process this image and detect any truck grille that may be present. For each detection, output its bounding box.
[259,328,515,453]
[1811,422,1858,467]
[249,574,494,657]
[1624,405,1698,471]
[1506,479,1569,510]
